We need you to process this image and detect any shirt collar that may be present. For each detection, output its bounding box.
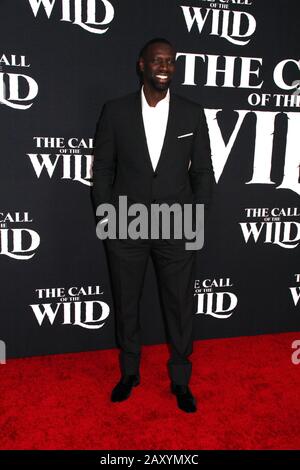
[141,85,170,110]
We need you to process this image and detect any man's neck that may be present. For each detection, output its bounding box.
[142,84,169,107]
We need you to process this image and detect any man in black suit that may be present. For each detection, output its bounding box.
[92,38,215,413]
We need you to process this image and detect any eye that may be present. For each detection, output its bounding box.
[151,58,175,65]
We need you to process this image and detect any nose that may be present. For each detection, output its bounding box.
[159,61,168,72]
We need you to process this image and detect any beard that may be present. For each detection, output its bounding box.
[149,76,172,91]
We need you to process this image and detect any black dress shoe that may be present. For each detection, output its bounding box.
[111,375,140,402]
[171,383,197,413]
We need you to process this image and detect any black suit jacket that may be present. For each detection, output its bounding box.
[92,90,215,215]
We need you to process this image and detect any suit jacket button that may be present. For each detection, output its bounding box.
[153,171,158,177]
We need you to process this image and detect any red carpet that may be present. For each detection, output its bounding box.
[0,332,300,450]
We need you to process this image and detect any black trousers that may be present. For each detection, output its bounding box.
[103,234,197,386]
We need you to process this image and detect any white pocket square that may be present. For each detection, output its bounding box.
[177,132,194,139]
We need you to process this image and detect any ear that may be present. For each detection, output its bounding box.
[139,57,144,73]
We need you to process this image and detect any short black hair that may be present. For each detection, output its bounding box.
[139,38,174,59]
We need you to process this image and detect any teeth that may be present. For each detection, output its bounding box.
[156,75,168,79]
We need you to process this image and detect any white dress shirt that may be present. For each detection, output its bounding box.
[141,85,170,171]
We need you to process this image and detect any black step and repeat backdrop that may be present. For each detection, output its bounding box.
[0,0,299,358]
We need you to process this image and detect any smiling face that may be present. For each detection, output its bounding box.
[139,42,176,92]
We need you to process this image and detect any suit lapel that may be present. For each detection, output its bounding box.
[134,90,178,174]
[156,92,177,173]
[134,91,154,173]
